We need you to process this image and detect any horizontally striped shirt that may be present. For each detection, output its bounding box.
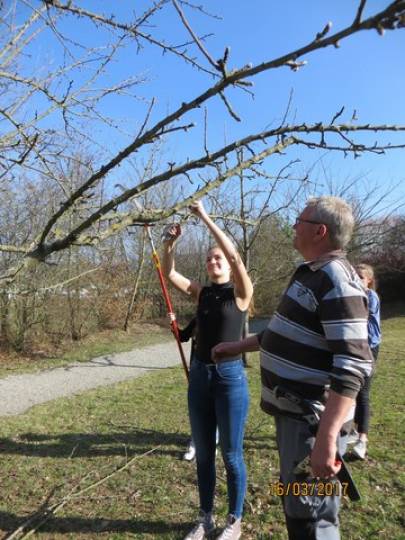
[258,252,373,417]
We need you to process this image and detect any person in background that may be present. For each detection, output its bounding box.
[347,263,382,459]
[162,200,253,540]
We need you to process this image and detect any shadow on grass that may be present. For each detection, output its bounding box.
[0,426,278,458]
[0,427,190,458]
[0,511,188,535]
[341,452,364,464]
[244,432,278,451]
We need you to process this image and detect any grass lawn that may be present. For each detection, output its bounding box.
[0,313,403,539]
[0,323,172,379]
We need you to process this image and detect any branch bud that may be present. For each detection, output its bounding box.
[376,24,385,36]
[315,21,332,41]
[285,60,308,72]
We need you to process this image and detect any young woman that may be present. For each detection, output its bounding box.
[162,200,253,540]
[348,263,382,459]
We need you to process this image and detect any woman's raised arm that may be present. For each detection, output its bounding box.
[162,223,201,301]
[189,201,253,311]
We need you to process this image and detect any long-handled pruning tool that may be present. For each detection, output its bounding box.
[133,201,189,380]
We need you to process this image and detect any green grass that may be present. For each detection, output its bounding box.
[0,315,403,539]
[0,323,171,378]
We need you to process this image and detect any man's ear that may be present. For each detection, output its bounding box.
[316,223,328,240]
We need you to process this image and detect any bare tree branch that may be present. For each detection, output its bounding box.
[172,0,220,71]
[41,0,218,75]
[354,0,368,26]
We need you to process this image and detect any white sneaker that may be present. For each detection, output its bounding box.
[216,515,241,540]
[346,430,359,445]
[183,441,218,461]
[352,439,367,460]
[183,441,196,461]
[184,511,215,540]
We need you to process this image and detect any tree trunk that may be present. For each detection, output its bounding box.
[123,229,147,331]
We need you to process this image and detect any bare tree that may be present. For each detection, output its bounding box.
[1,0,405,288]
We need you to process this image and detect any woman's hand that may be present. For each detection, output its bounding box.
[162,223,182,245]
[189,200,208,219]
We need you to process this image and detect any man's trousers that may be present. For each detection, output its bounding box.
[275,415,348,540]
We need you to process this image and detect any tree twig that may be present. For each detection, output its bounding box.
[172,0,220,71]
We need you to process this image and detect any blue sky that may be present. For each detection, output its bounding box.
[23,1,405,215]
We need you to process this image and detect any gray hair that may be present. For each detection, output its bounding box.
[306,196,354,249]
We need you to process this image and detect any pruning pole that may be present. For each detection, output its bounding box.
[144,224,189,381]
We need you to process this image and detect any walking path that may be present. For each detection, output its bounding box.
[0,341,189,417]
[0,319,269,418]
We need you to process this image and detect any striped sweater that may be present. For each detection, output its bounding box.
[259,252,374,417]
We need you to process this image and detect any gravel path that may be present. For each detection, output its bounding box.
[0,340,189,417]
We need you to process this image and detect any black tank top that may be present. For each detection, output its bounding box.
[195,282,246,364]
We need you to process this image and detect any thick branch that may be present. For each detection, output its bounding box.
[36,121,405,251]
[0,244,31,254]
[51,137,297,248]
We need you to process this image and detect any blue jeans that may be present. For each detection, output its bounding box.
[188,358,249,518]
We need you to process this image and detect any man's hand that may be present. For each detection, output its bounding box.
[310,436,342,479]
[212,335,260,362]
[310,390,354,478]
[211,341,241,362]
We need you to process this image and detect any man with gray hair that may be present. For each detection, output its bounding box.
[213,196,373,540]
